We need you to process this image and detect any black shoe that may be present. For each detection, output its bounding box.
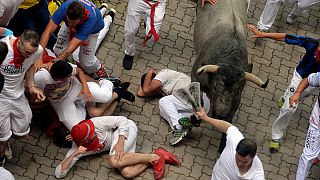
[106,8,116,22]
[116,90,135,102]
[114,82,130,91]
[105,77,122,87]
[123,54,134,70]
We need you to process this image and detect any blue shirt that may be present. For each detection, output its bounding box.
[285,34,320,78]
[52,0,104,40]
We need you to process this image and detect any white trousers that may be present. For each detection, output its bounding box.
[124,0,166,56]
[257,0,320,30]
[0,94,32,141]
[72,8,112,62]
[272,69,317,140]
[159,94,210,130]
[296,101,320,180]
[55,119,138,179]
[51,79,113,130]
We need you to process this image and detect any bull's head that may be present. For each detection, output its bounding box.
[196,65,268,121]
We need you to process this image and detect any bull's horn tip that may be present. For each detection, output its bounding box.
[260,78,269,88]
[196,69,204,75]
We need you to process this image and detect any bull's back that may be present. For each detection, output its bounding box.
[193,0,249,54]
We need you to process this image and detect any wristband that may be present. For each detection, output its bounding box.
[3,28,13,37]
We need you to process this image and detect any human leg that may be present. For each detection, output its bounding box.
[257,0,284,30]
[296,122,320,179]
[87,79,114,103]
[270,70,316,151]
[87,92,119,117]
[287,0,320,24]
[53,23,70,56]
[0,99,12,165]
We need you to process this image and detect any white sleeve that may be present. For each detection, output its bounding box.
[154,69,169,84]
[34,69,50,90]
[92,116,130,139]
[308,72,320,87]
[69,63,77,76]
[226,126,244,148]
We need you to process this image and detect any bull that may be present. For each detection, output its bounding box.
[191,0,268,153]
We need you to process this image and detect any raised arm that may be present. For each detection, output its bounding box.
[196,107,232,133]
[40,19,58,51]
[247,24,286,41]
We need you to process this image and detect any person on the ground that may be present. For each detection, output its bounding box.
[33,59,135,130]
[55,116,180,179]
[197,107,265,180]
[247,24,320,153]
[0,30,45,166]
[40,0,111,79]
[289,73,320,180]
[122,0,218,70]
[257,0,320,32]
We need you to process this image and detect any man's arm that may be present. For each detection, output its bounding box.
[289,78,309,107]
[25,64,46,102]
[75,67,92,102]
[137,69,162,97]
[40,19,58,50]
[247,24,286,41]
[196,107,232,133]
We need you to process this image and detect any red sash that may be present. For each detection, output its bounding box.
[143,0,160,46]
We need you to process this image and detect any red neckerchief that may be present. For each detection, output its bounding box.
[42,49,55,64]
[143,0,160,46]
[69,8,90,40]
[13,38,25,68]
[316,48,320,63]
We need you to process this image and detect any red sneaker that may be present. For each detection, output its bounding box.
[151,154,165,180]
[155,147,180,166]
[313,158,320,165]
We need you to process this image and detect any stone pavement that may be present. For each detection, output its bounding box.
[5,0,320,179]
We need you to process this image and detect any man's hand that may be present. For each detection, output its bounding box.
[74,146,87,156]
[196,107,208,120]
[29,86,46,102]
[79,86,93,102]
[111,140,125,161]
[289,92,300,107]
[40,62,54,71]
[201,0,218,7]
[247,24,264,38]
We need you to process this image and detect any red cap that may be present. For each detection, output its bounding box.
[71,119,103,151]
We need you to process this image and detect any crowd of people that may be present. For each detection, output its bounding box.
[0,0,319,179]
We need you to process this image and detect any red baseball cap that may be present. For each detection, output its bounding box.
[71,119,103,151]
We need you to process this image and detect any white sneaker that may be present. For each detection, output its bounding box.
[4,144,12,160]
[287,13,298,24]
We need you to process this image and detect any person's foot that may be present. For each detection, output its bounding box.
[114,90,135,102]
[114,82,130,91]
[123,54,134,70]
[269,139,281,153]
[151,154,165,180]
[102,77,122,87]
[4,144,12,160]
[287,13,298,24]
[96,64,113,79]
[313,158,320,165]
[154,147,180,165]
[99,2,109,11]
[106,8,116,22]
[169,127,191,146]
[178,117,192,127]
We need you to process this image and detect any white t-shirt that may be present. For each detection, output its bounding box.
[212,126,265,180]
[154,69,191,95]
[0,167,14,180]
[307,72,320,128]
[34,63,78,102]
[0,36,43,99]
[0,0,24,26]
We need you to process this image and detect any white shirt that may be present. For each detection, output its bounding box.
[307,72,320,128]
[212,126,265,180]
[154,69,191,95]
[0,0,24,26]
[55,116,130,178]
[0,36,43,99]
[0,167,14,180]
[34,64,78,102]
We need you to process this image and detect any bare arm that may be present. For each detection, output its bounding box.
[56,37,82,61]
[289,78,309,107]
[60,146,87,173]
[75,67,92,102]
[247,24,286,41]
[25,64,46,102]
[40,19,58,50]
[196,107,232,133]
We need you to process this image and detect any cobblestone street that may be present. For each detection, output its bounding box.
[5,0,320,179]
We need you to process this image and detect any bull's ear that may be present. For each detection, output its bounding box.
[245,63,253,73]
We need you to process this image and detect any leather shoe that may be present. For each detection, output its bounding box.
[155,147,179,166]
[151,154,165,180]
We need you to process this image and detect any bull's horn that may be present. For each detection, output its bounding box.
[244,72,269,88]
[196,65,219,75]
